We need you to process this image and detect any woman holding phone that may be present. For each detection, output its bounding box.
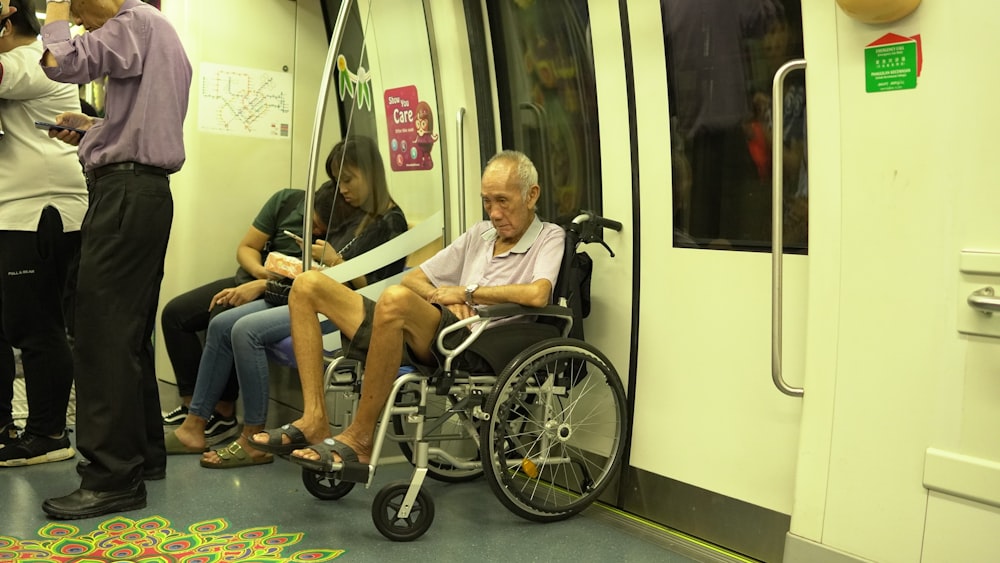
[164,136,408,468]
[158,177,348,445]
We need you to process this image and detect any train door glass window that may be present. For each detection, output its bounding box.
[313,1,444,274]
[486,0,602,223]
[662,0,807,253]
[320,0,377,139]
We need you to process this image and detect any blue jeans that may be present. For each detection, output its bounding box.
[188,300,332,426]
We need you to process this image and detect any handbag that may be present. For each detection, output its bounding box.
[263,277,294,306]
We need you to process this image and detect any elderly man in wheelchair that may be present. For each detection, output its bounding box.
[252,149,563,465]
[253,149,626,541]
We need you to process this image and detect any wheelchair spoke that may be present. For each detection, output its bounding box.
[483,339,628,522]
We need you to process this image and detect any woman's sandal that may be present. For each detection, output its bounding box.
[164,431,208,455]
[249,423,310,455]
[289,438,369,483]
[200,441,273,469]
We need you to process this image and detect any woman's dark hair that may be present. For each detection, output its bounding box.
[6,0,41,37]
[313,180,363,235]
[325,136,395,235]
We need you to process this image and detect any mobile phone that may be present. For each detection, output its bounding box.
[34,121,86,135]
[282,229,303,242]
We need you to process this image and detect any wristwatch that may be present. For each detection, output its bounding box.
[464,283,479,307]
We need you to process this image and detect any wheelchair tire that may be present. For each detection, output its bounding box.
[392,391,484,483]
[372,480,435,541]
[480,338,628,523]
[301,467,355,500]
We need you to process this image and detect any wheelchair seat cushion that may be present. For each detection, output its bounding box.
[410,305,561,376]
[463,322,560,374]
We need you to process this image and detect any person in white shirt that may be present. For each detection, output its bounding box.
[0,0,87,468]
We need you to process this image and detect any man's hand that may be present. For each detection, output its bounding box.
[425,286,464,306]
[0,2,17,19]
[445,303,477,321]
[48,112,93,146]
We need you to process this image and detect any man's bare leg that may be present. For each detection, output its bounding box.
[251,271,367,448]
[292,284,442,464]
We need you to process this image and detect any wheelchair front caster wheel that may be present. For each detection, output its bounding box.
[302,467,355,500]
[372,480,435,541]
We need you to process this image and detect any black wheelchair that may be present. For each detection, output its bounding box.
[299,211,628,541]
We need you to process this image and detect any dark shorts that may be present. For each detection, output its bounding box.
[340,297,492,374]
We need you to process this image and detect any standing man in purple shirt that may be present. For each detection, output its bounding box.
[38,0,191,520]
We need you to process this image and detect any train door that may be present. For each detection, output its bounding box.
[430,1,809,561]
[626,1,809,560]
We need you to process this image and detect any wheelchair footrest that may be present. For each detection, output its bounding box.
[340,461,369,483]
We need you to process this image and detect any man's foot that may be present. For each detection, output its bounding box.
[250,421,327,455]
[289,435,371,483]
[0,421,20,448]
[291,431,371,465]
[204,412,240,446]
[161,404,188,428]
[0,431,75,466]
[42,481,147,520]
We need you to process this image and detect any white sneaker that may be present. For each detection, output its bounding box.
[204,412,240,446]
[161,405,189,428]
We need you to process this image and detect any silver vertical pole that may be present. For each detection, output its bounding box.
[301,0,354,272]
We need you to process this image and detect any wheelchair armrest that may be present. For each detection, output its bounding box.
[436,303,575,362]
[474,303,572,320]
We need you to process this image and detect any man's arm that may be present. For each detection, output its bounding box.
[464,279,553,309]
[401,267,438,301]
[41,1,71,67]
[405,265,553,310]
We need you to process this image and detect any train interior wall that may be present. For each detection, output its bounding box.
[146,1,1000,562]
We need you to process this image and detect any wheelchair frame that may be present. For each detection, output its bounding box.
[299,212,629,542]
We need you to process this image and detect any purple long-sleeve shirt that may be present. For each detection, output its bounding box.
[41,0,192,173]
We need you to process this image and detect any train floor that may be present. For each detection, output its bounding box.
[1,376,736,563]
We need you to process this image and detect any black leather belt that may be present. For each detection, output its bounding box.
[86,162,171,182]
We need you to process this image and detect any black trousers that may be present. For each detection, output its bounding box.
[74,169,172,491]
[0,206,80,435]
[160,277,240,401]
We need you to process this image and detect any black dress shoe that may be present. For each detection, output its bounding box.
[42,481,147,520]
[76,458,166,480]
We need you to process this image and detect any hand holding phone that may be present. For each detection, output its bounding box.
[34,121,86,135]
[282,229,304,243]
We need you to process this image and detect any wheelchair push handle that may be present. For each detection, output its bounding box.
[573,212,623,233]
[569,211,622,257]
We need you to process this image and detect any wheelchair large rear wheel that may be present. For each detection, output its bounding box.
[480,338,627,522]
[392,390,483,483]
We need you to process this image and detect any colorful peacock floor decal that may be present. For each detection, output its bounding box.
[0,515,343,562]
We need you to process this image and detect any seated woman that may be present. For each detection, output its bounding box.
[165,136,408,468]
[159,179,341,442]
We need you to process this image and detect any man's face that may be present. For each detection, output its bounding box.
[480,161,539,244]
[70,0,116,31]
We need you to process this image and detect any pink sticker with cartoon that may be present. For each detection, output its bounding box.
[384,85,437,171]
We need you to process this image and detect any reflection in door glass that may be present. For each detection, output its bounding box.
[662,0,806,253]
[488,0,602,222]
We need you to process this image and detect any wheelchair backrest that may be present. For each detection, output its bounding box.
[542,219,595,342]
